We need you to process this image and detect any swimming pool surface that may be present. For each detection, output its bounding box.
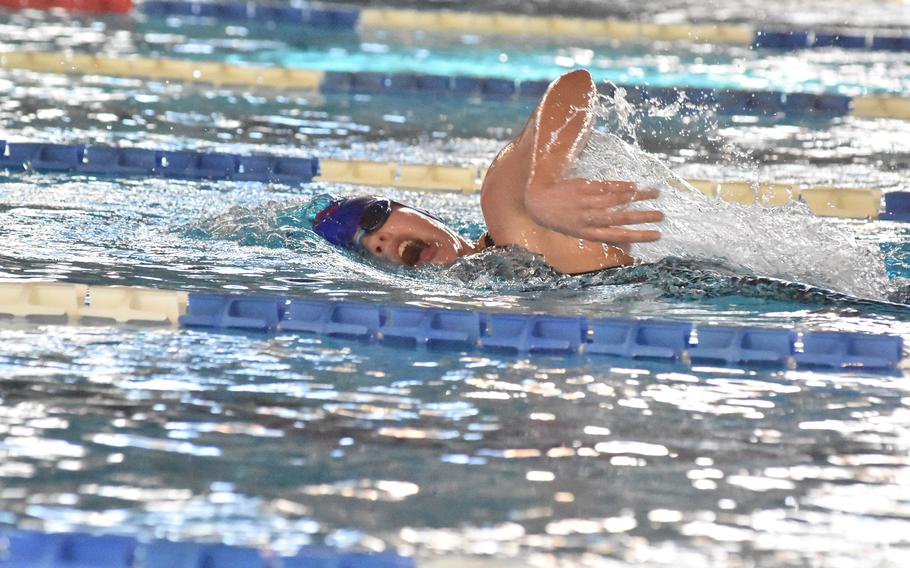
[2,2,910,566]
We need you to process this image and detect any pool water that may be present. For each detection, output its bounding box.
[2,3,910,566]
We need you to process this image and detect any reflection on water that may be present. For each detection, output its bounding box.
[2,6,910,566]
[0,325,909,566]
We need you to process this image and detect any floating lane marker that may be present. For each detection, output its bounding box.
[0,282,87,319]
[881,191,910,221]
[0,0,130,12]
[0,140,320,183]
[358,8,755,45]
[4,52,910,121]
[852,95,910,120]
[0,52,325,89]
[0,529,415,568]
[6,0,909,53]
[81,286,188,325]
[0,140,885,219]
[136,2,910,53]
[0,140,885,218]
[141,0,361,28]
[317,162,884,220]
[0,283,903,370]
[0,283,187,324]
[753,30,910,52]
[799,187,883,219]
[685,179,882,219]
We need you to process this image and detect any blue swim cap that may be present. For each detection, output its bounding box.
[311,196,392,249]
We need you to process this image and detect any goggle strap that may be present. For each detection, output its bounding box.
[353,228,367,248]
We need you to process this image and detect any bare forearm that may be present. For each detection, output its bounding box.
[527,69,598,194]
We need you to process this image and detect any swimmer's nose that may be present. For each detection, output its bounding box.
[362,232,393,261]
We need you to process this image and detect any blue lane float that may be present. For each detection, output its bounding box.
[754,30,910,52]
[317,71,853,117]
[0,531,136,568]
[180,293,287,331]
[879,191,910,221]
[140,0,910,51]
[795,331,904,368]
[177,293,906,370]
[690,326,796,365]
[587,319,692,359]
[382,306,484,349]
[139,1,910,54]
[141,0,360,28]
[0,141,319,184]
[0,530,414,568]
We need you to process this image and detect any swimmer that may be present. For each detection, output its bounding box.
[312,69,664,275]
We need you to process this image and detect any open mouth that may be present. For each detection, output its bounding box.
[398,239,426,267]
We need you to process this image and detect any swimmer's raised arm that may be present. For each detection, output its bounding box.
[523,70,663,245]
[310,69,667,275]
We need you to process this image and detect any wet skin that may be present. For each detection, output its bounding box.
[359,205,476,267]
[360,69,664,273]
[480,69,663,274]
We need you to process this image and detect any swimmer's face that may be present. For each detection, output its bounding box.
[359,206,474,267]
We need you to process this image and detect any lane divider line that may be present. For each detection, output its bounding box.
[0,0,130,12]
[137,2,910,53]
[0,282,903,370]
[358,8,755,45]
[0,529,415,568]
[4,0,910,54]
[0,140,320,183]
[141,0,361,27]
[0,140,887,219]
[3,51,910,121]
[0,51,326,89]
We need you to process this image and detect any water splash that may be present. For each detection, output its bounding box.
[180,195,334,249]
[573,85,890,300]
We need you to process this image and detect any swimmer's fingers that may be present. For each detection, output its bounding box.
[575,180,659,198]
[582,209,664,228]
[576,183,660,207]
[578,226,662,244]
[573,179,637,193]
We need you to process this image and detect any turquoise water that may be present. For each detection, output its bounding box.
[2,4,910,567]
[4,10,910,95]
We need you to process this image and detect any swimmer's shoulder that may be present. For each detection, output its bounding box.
[474,231,642,276]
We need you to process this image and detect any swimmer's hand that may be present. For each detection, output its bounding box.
[524,179,663,244]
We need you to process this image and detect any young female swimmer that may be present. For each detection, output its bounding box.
[312,69,664,275]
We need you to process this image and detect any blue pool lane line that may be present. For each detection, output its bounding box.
[0,282,904,369]
[0,141,319,183]
[6,52,910,121]
[177,292,906,370]
[0,530,414,568]
[138,0,910,53]
[753,30,910,51]
[141,0,361,28]
[880,192,910,221]
[0,138,896,220]
[319,72,854,117]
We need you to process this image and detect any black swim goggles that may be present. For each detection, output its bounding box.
[352,198,393,248]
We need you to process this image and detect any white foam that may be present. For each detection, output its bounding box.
[571,92,890,300]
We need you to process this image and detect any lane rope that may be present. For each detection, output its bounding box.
[0,529,414,568]
[4,0,910,53]
[0,282,903,370]
[0,140,320,183]
[0,0,130,12]
[0,140,887,219]
[2,51,910,122]
[137,2,910,53]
